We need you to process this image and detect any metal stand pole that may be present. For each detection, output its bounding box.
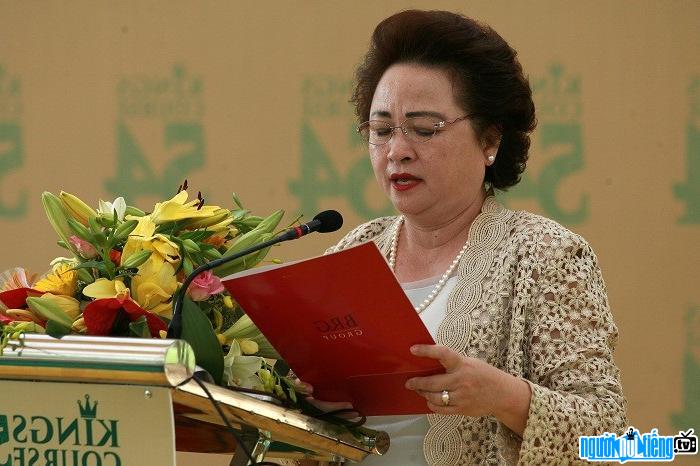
[229,426,271,466]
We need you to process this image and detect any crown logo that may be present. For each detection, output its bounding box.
[77,394,98,419]
[532,63,581,123]
[625,427,636,441]
[0,65,21,119]
[117,64,204,119]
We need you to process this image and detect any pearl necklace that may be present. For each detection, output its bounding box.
[388,217,470,313]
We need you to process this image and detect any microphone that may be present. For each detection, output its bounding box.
[275,209,343,241]
[167,210,343,339]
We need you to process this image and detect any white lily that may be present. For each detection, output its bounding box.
[98,197,127,221]
[223,340,264,389]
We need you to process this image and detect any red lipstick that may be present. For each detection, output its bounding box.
[389,173,422,191]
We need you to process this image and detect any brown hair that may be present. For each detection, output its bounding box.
[351,10,536,189]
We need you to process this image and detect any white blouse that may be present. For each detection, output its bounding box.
[361,275,458,466]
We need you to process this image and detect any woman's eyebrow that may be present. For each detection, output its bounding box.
[369,110,447,119]
[370,110,391,118]
[405,110,446,119]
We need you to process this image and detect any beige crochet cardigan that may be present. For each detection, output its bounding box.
[326,196,627,465]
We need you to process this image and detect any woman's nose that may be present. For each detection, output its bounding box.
[386,128,415,162]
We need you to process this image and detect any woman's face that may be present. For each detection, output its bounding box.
[368,63,495,222]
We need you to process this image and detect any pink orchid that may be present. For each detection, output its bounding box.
[187,270,225,301]
[69,235,98,259]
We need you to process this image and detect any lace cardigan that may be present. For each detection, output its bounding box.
[326,196,627,465]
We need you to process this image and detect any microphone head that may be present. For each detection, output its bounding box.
[313,210,343,233]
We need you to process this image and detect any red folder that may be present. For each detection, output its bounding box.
[222,242,443,415]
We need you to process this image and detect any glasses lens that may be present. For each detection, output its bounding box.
[359,121,393,145]
[404,117,439,142]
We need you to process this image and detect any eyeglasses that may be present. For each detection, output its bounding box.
[357,115,474,146]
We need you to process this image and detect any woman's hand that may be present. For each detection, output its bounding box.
[291,379,358,419]
[405,344,531,436]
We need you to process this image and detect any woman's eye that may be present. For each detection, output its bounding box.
[373,127,392,136]
[413,127,435,136]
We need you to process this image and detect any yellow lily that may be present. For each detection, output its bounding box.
[121,216,181,266]
[82,278,128,299]
[130,256,178,318]
[150,234,181,264]
[121,215,156,262]
[72,317,87,333]
[150,191,221,225]
[186,209,234,231]
[34,262,78,296]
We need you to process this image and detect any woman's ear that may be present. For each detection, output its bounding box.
[481,126,502,165]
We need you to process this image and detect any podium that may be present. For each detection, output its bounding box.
[0,334,389,465]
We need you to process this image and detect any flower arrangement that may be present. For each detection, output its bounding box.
[0,184,297,399]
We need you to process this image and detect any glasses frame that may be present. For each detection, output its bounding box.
[357,114,475,146]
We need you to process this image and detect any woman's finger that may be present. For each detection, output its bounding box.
[306,397,354,412]
[410,344,463,372]
[405,372,456,392]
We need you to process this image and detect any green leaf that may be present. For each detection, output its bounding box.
[46,320,71,338]
[231,193,245,210]
[275,359,290,377]
[180,230,215,242]
[71,260,105,270]
[181,297,224,384]
[129,316,151,338]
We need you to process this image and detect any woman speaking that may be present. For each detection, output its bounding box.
[324,9,627,465]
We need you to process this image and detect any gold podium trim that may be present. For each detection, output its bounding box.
[173,379,388,462]
[0,334,389,463]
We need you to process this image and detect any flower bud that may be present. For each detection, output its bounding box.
[120,250,152,269]
[202,247,223,260]
[113,219,139,241]
[239,339,259,355]
[182,239,200,254]
[42,192,79,256]
[66,218,93,242]
[76,267,94,284]
[125,205,146,217]
[69,236,98,259]
[59,191,97,226]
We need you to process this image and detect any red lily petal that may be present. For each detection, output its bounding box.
[83,298,122,336]
[83,297,167,337]
[0,288,42,309]
[120,299,168,336]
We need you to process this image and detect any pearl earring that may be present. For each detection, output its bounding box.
[487,155,496,164]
